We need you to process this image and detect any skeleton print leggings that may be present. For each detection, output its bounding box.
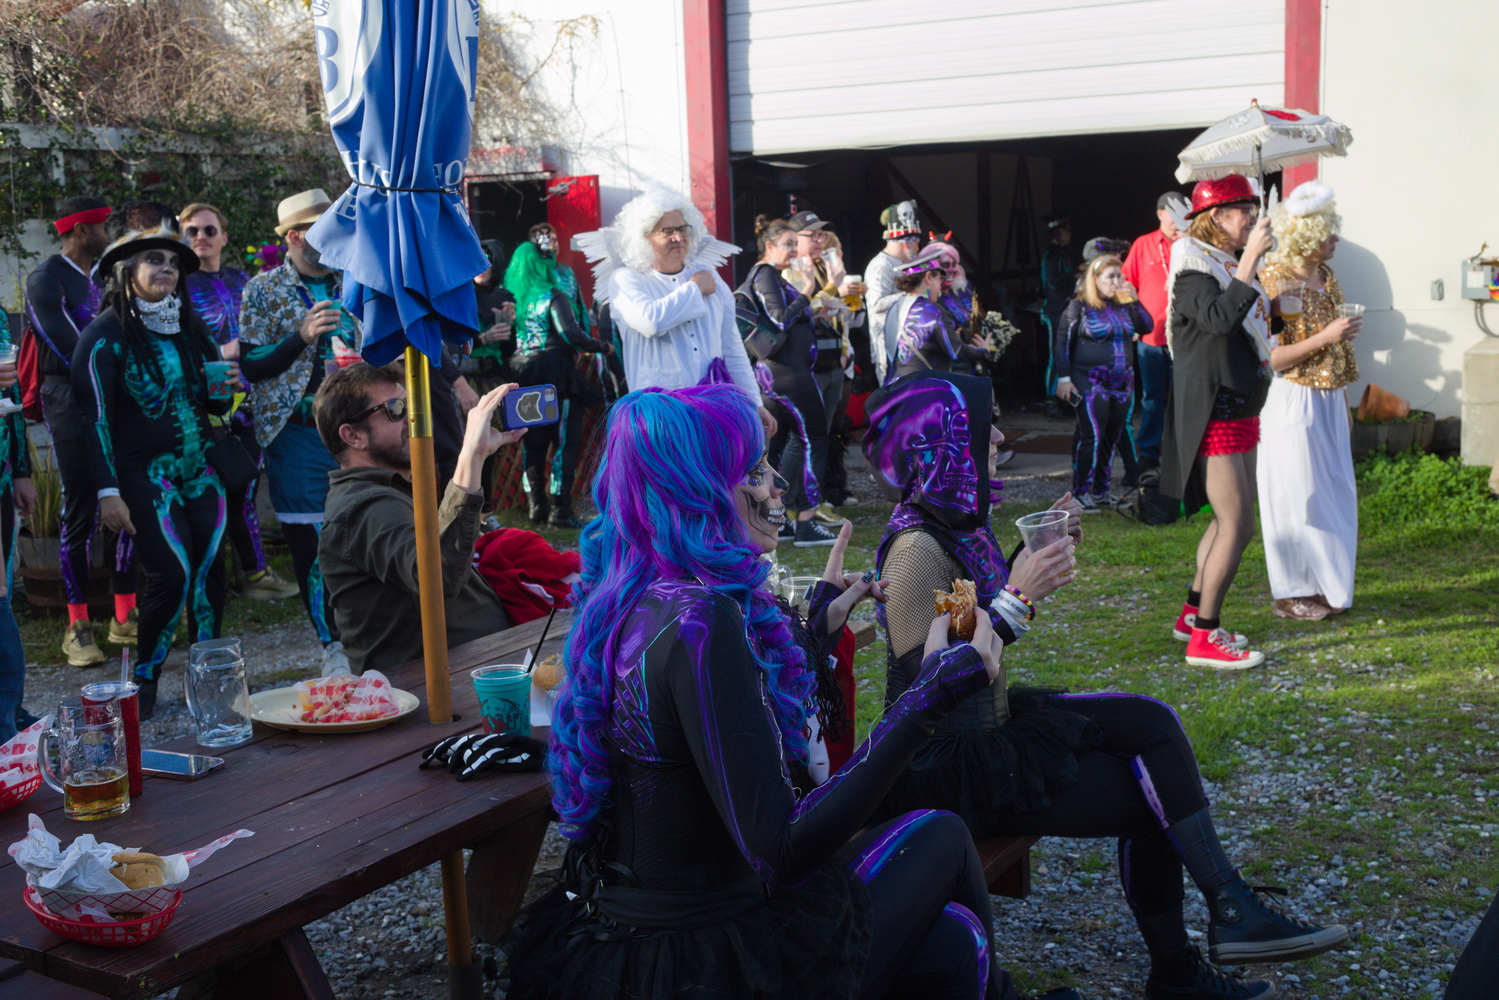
[119,471,228,682]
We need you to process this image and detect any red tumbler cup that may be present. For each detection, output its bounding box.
[81,681,142,797]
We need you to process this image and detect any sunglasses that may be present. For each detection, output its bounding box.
[349,396,407,425]
[184,225,220,239]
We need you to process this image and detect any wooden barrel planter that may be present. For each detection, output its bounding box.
[14,534,116,616]
[1349,409,1436,462]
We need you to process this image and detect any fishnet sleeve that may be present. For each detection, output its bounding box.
[881,530,964,663]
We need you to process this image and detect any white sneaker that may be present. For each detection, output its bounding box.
[321,641,352,676]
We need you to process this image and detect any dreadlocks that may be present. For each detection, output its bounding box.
[103,254,218,400]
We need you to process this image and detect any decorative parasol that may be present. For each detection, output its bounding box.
[1175,100,1353,186]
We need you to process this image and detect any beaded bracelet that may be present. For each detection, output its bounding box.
[1002,584,1036,621]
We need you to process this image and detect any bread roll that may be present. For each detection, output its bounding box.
[933,579,979,641]
[533,653,565,692]
[110,851,168,890]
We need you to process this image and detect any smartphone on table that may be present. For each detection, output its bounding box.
[141,749,225,780]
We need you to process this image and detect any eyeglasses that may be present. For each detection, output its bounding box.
[184,225,220,239]
[348,396,407,425]
[141,251,180,270]
[652,225,691,238]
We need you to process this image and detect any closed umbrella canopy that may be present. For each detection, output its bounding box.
[1176,101,1353,184]
[307,0,486,365]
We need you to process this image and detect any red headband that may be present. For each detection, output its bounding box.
[54,206,111,235]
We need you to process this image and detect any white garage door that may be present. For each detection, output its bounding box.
[727,0,1286,154]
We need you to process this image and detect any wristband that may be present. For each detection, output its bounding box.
[1002,584,1036,621]
[989,600,1029,639]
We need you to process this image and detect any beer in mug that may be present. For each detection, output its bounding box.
[64,766,130,821]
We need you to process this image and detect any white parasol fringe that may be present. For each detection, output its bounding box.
[1175,124,1353,183]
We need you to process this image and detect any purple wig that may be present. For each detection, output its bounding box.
[547,383,816,838]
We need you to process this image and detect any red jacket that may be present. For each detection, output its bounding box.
[1121,228,1177,347]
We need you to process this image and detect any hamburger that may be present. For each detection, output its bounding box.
[934,579,979,641]
[110,851,169,890]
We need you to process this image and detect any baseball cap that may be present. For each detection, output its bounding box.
[788,211,828,233]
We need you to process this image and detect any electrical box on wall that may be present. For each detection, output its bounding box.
[1463,263,1498,300]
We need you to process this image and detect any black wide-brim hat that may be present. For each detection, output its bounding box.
[98,229,201,278]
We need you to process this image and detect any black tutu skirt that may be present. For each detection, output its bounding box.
[504,846,872,1000]
[872,686,1102,836]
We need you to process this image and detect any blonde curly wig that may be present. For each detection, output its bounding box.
[1267,199,1342,270]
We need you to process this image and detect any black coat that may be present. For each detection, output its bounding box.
[1159,271,1270,511]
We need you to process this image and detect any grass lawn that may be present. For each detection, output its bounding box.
[772,459,1498,994]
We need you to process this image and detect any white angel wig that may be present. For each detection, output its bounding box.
[608,183,707,274]
[572,182,740,297]
[1266,181,1342,270]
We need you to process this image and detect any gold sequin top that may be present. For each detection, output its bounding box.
[1260,263,1359,389]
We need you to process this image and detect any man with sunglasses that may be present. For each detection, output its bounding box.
[238,189,360,675]
[180,202,299,604]
[314,364,519,675]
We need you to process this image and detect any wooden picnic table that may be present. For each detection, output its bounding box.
[0,612,570,1000]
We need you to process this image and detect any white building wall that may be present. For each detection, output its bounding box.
[482,0,692,223]
[728,0,1285,155]
[1319,0,1495,421]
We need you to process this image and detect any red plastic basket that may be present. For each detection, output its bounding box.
[0,773,41,812]
[23,885,181,947]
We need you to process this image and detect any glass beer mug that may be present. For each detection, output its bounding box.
[39,697,130,821]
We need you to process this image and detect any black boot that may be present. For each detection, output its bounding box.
[136,678,159,722]
[548,494,584,529]
[1165,810,1348,965]
[1144,945,1274,1000]
[524,465,549,524]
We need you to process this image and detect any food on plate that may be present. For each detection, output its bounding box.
[933,579,979,641]
[533,653,565,692]
[110,851,168,889]
[293,673,399,724]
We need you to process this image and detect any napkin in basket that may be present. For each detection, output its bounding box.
[0,716,51,791]
[9,815,253,921]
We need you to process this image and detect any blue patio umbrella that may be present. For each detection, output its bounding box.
[307,0,486,365]
[305,6,487,994]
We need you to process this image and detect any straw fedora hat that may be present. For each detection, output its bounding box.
[275,189,333,235]
[98,227,200,278]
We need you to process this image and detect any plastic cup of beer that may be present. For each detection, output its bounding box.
[39,699,130,821]
[843,274,864,309]
[1278,281,1305,320]
[1014,510,1071,553]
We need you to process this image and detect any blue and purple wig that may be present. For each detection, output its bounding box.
[548,383,816,839]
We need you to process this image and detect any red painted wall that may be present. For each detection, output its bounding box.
[682,0,733,259]
[1283,0,1322,190]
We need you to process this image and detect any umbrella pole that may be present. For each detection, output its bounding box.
[404,344,453,725]
[403,346,480,998]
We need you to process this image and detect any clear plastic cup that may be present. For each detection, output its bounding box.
[1014,510,1070,552]
[783,576,822,613]
[1337,303,1365,319]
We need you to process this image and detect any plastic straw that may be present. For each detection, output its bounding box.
[528,607,559,675]
[120,649,130,687]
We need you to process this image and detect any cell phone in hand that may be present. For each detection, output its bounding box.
[499,385,561,431]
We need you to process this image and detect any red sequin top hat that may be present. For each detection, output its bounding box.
[1186,174,1257,218]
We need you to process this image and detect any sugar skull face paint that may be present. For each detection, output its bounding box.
[737,457,788,553]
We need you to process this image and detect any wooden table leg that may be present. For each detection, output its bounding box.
[465,805,550,942]
[184,927,336,1000]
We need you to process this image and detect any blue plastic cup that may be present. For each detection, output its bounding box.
[471,665,532,737]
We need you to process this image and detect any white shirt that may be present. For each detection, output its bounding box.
[609,266,759,403]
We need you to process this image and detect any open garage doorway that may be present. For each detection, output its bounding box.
[729,127,1206,405]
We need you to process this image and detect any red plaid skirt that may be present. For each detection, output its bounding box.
[1197,417,1260,457]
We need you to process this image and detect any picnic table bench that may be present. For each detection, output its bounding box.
[0,612,568,1000]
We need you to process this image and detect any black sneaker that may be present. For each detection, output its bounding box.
[1145,945,1274,999]
[793,519,839,547]
[1207,882,1349,965]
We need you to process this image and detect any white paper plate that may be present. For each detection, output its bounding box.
[248,686,419,734]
